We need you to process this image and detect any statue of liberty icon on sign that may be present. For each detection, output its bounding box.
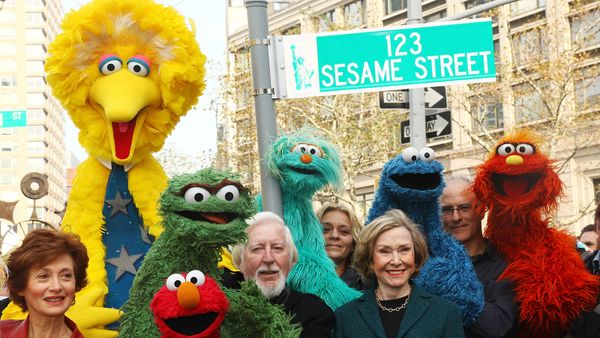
[291,44,314,90]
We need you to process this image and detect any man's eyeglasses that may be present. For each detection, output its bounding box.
[441,204,472,215]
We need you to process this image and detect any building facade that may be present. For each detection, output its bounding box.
[0,0,67,232]
[220,0,600,233]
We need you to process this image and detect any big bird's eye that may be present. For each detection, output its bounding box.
[99,56,122,75]
[497,143,515,156]
[291,143,309,154]
[183,187,211,203]
[216,185,240,202]
[185,270,206,286]
[419,147,435,162]
[402,147,419,163]
[515,143,534,155]
[306,145,323,158]
[166,273,185,291]
[127,58,150,77]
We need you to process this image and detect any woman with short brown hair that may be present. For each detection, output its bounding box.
[0,228,88,337]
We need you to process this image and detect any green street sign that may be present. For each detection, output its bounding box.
[0,110,27,128]
[276,19,496,99]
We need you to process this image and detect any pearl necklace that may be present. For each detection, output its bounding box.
[375,287,411,312]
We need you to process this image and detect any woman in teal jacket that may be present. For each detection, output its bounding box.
[334,209,464,338]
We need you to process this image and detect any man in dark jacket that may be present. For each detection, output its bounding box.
[232,211,334,338]
[441,176,518,338]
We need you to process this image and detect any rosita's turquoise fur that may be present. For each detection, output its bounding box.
[259,128,361,310]
[367,153,484,325]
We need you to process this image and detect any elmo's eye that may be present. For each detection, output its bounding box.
[419,147,435,162]
[497,143,515,156]
[186,270,205,286]
[402,147,419,163]
[515,143,534,155]
[306,145,323,158]
[99,57,122,75]
[183,187,211,203]
[127,58,150,77]
[216,185,239,202]
[291,143,309,154]
[166,273,185,291]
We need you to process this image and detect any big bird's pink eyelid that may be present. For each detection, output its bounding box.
[98,54,121,65]
[129,55,151,68]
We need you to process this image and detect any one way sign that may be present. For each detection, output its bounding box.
[424,86,447,109]
[401,111,452,144]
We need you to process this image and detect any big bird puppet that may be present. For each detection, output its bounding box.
[2,0,205,336]
[472,130,600,337]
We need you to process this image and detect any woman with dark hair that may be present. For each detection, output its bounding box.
[334,209,464,338]
[317,203,365,290]
[0,228,88,337]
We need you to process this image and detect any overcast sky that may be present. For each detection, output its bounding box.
[61,0,226,163]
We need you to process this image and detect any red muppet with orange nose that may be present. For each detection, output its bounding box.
[473,130,599,337]
[150,270,229,338]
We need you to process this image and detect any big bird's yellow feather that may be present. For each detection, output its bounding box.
[1,1,205,336]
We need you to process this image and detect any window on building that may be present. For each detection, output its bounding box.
[0,93,17,105]
[25,44,46,58]
[344,0,365,28]
[27,93,46,105]
[27,157,46,170]
[27,125,46,136]
[27,109,46,120]
[570,9,600,51]
[385,0,408,15]
[0,11,16,23]
[281,24,300,35]
[510,0,545,16]
[26,0,45,7]
[27,141,46,153]
[25,28,45,40]
[0,44,16,56]
[0,174,15,185]
[233,49,250,72]
[1,142,17,152]
[26,12,44,24]
[0,76,17,87]
[575,66,600,110]
[512,28,547,66]
[273,1,290,12]
[0,59,17,72]
[513,83,544,123]
[1,158,15,169]
[26,76,45,89]
[424,10,447,22]
[0,28,17,40]
[26,60,44,73]
[471,96,504,132]
[0,128,16,136]
[594,177,600,203]
[319,10,338,31]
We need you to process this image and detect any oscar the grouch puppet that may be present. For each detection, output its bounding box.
[120,168,300,338]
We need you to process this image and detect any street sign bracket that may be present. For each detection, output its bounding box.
[246,38,270,49]
[267,35,286,99]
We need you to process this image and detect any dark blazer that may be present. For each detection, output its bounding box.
[334,286,465,338]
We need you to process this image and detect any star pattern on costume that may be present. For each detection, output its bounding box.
[106,190,131,217]
[106,245,142,281]
[139,224,152,245]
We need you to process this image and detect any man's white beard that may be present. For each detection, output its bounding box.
[254,265,286,298]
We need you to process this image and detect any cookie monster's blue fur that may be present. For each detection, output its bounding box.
[367,152,484,325]
[258,128,361,310]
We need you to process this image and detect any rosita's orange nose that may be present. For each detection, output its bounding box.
[177,281,200,309]
[300,153,312,164]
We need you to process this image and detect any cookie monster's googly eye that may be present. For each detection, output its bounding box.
[127,57,150,77]
[183,187,211,203]
[216,185,239,202]
[99,56,122,75]
[401,147,419,163]
[419,147,435,162]
[306,145,323,158]
[497,143,515,156]
[515,143,534,155]
[166,273,185,291]
[291,143,309,154]
[186,270,205,286]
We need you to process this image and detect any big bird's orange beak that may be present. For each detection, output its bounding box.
[89,70,161,164]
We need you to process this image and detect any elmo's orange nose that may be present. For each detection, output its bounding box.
[300,153,312,164]
[177,281,200,309]
[506,155,523,166]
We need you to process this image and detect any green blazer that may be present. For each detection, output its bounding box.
[334,286,465,338]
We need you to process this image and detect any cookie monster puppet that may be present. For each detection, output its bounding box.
[259,128,361,310]
[367,147,484,324]
[0,0,206,336]
[120,168,300,338]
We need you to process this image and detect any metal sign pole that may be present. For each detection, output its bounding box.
[245,0,283,216]
[407,0,426,149]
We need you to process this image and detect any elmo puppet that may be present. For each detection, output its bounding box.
[473,130,600,337]
[150,270,228,338]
